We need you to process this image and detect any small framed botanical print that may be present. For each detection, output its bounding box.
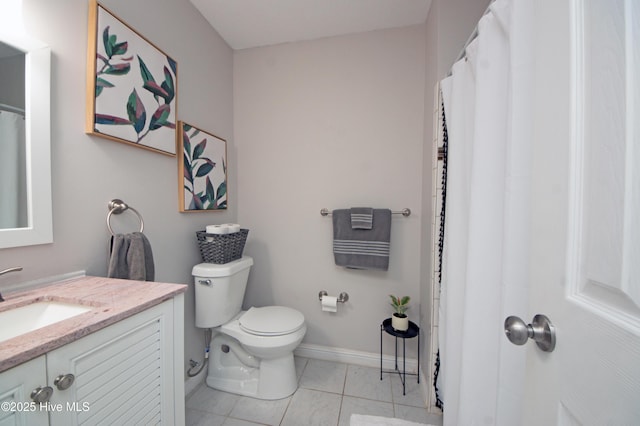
[178,121,227,211]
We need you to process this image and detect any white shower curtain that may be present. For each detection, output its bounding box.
[0,110,26,229]
[437,0,533,424]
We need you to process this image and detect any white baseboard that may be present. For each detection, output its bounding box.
[294,343,419,374]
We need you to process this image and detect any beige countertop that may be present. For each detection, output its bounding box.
[0,276,187,373]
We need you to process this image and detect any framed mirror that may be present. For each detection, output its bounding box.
[0,30,52,249]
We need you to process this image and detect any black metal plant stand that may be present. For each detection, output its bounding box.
[380,318,420,395]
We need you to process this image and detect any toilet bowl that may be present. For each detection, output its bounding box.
[193,257,307,400]
[222,306,306,359]
[209,307,306,399]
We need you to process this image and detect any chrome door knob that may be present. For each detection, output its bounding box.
[54,373,75,390]
[504,316,530,345]
[504,314,556,352]
[30,386,53,403]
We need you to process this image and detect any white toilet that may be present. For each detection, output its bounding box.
[193,256,306,400]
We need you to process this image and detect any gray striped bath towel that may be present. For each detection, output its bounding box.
[332,209,391,270]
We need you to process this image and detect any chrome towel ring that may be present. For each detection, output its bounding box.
[107,199,144,236]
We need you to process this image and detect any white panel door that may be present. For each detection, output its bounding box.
[523,0,640,424]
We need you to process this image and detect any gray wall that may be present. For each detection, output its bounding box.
[2,0,492,393]
[234,25,426,357]
[2,0,234,377]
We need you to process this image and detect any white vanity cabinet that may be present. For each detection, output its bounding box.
[0,294,184,426]
[0,356,49,426]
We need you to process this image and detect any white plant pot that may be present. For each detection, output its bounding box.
[391,314,409,332]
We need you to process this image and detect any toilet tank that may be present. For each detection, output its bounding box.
[193,256,253,328]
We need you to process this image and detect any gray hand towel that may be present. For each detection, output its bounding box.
[108,232,155,281]
[350,207,373,229]
[333,208,391,270]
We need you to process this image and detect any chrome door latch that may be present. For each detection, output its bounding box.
[504,314,556,352]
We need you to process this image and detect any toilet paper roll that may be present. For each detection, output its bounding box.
[206,224,229,235]
[224,223,241,233]
[321,296,338,313]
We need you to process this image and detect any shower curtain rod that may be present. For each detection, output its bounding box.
[447,0,495,76]
[0,103,25,116]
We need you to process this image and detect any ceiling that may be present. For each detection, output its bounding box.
[190,0,432,50]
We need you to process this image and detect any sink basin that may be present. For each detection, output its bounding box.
[0,301,92,343]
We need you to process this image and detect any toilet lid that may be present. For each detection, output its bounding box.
[239,306,305,336]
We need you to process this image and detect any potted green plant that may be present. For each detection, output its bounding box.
[389,295,410,331]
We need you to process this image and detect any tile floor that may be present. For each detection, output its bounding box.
[185,357,444,426]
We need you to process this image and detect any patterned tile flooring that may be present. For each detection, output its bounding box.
[186,357,443,426]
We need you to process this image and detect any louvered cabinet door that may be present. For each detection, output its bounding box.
[47,300,175,426]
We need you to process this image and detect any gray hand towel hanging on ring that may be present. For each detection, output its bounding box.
[108,232,155,281]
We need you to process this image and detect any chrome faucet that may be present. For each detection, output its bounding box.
[0,267,23,302]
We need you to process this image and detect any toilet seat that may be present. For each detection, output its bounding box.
[239,306,305,336]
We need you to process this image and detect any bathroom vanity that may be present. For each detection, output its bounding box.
[0,276,187,425]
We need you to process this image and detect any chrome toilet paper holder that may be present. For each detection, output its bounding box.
[318,290,349,303]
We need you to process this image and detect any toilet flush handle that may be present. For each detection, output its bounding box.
[198,279,212,287]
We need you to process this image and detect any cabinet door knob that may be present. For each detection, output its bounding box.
[30,386,53,403]
[54,373,75,390]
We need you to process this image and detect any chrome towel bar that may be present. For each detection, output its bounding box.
[320,208,411,217]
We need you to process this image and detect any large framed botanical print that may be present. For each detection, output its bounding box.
[86,0,178,156]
